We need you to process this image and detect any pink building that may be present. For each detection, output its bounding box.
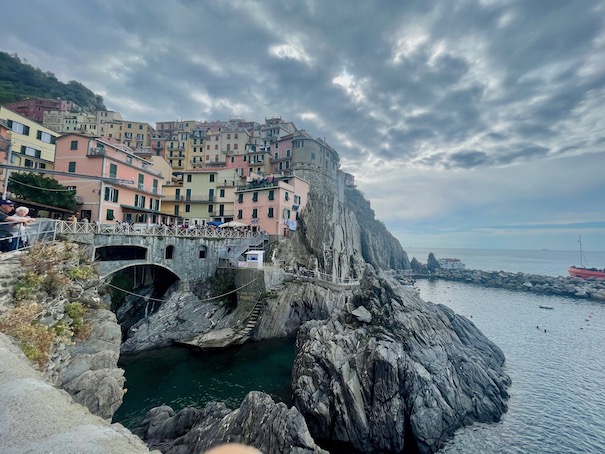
[54,133,165,223]
[235,175,309,237]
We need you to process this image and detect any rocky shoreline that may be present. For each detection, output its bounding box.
[425,268,605,301]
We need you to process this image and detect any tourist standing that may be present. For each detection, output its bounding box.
[0,200,33,251]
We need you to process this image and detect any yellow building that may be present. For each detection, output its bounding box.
[0,106,58,171]
[178,168,240,225]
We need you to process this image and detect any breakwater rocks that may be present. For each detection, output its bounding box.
[429,269,605,301]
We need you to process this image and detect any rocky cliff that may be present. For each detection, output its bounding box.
[137,391,327,454]
[292,269,510,453]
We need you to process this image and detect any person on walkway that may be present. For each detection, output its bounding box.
[14,206,32,249]
[0,200,33,252]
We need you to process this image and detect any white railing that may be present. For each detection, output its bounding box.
[56,220,268,240]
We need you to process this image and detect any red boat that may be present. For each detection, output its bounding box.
[568,266,605,279]
[568,235,605,279]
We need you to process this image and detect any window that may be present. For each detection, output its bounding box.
[268,207,274,218]
[275,142,279,149]
[286,149,291,157]
[237,209,243,219]
[7,120,29,136]
[37,130,54,143]
[104,187,119,203]
[139,124,143,130]
[238,193,243,203]
[174,206,180,216]
[109,164,117,178]
[209,188,214,200]
[219,189,225,197]
[210,174,215,183]
[128,123,132,128]
[138,174,144,189]
[199,249,206,259]
[208,204,214,213]
[252,192,258,202]
[230,156,235,163]
[227,134,231,139]
[152,179,158,194]
[165,245,174,260]
[134,194,146,208]
[234,144,238,150]
[285,161,290,169]
[215,144,218,150]
[268,190,274,200]
[186,189,192,201]
[68,162,76,173]
[243,156,247,162]
[175,188,181,199]
[185,204,191,213]
[275,152,279,159]
[252,208,258,218]
[311,152,316,160]
[20,146,41,158]
[285,192,290,201]
[186,174,192,183]
[106,209,114,221]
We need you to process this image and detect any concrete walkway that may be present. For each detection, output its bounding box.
[0,333,157,454]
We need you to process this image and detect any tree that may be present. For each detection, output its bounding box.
[7,173,77,210]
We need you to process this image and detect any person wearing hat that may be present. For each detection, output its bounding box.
[0,200,34,252]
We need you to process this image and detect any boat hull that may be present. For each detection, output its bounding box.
[568,266,605,279]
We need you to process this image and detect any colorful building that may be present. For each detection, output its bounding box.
[54,133,166,223]
[235,175,309,236]
[6,98,81,123]
[0,106,58,172]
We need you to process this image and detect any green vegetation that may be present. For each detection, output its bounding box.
[0,51,105,112]
[8,172,77,211]
[0,243,97,368]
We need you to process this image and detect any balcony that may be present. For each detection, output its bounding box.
[162,195,215,202]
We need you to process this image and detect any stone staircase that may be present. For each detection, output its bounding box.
[240,292,265,338]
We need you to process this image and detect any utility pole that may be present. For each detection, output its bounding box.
[0,136,11,200]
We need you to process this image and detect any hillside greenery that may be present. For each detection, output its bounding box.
[0,51,105,112]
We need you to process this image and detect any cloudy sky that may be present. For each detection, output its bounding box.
[3,0,605,251]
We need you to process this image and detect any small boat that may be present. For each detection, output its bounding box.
[568,235,605,279]
[539,305,554,310]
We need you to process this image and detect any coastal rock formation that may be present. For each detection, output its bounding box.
[138,391,327,454]
[292,271,510,453]
[432,268,605,301]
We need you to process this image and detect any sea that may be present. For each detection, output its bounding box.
[113,248,605,453]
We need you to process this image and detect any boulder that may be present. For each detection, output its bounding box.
[138,392,327,454]
[292,273,510,453]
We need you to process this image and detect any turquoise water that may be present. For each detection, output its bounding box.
[113,248,605,453]
[113,337,296,429]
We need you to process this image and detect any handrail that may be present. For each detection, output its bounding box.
[56,220,268,240]
[0,218,58,252]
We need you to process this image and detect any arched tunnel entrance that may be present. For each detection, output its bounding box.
[105,264,180,341]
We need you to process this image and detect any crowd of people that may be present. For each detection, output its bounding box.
[0,200,34,252]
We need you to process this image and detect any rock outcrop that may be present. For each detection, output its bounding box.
[138,391,327,454]
[292,271,510,453]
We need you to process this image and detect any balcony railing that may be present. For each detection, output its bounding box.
[162,195,215,202]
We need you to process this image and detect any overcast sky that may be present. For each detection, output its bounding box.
[3,0,605,251]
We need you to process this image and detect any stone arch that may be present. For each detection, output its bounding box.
[165,245,175,259]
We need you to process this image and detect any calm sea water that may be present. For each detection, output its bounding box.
[114,248,605,453]
[405,247,605,277]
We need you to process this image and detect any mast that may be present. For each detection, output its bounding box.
[578,235,585,268]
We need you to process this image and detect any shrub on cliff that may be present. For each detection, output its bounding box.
[0,242,97,369]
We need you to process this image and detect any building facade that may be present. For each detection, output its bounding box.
[54,133,165,223]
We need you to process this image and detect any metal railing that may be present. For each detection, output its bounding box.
[56,220,268,239]
[0,218,58,252]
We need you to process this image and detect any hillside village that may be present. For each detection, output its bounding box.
[0,99,355,237]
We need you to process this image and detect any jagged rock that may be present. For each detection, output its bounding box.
[427,252,440,272]
[138,392,327,454]
[351,305,372,323]
[410,257,423,274]
[292,273,510,454]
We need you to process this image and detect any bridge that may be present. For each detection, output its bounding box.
[46,221,268,281]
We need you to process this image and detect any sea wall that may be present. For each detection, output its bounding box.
[427,268,605,301]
